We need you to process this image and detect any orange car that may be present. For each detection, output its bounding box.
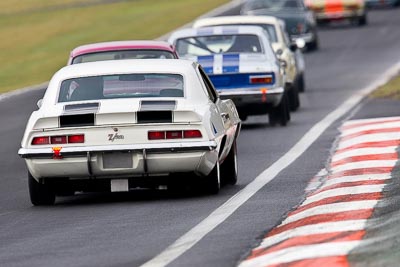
[305,0,367,26]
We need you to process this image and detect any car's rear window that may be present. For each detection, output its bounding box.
[58,73,184,102]
[175,34,262,57]
[71,49,176,64]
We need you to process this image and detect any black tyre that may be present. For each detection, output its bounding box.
[28,173,56,206]
[358,14,367,26]
[288,84,300,111]
[220,140,238,185]
[204,162,220,194]
[307,38,319,51]
[269,92,290,126]
[239,113,248,121]
[297,74,305,93]
[268,111,277,127]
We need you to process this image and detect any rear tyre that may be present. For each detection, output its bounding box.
[220,140,238,185]
[239,113,248,121]
[204,162,220,194]
[269,92,290,126]
[268,112,277,127]
[297,74,305,93]
[288,84,300,111]
[269,93,290,126]
[307,38,319,51]
[28,173,56,206]
[358,14,367,26]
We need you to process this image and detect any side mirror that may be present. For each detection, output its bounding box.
[37,99,43,109]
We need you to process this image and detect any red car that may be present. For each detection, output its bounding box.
[305,0,367,26]
[68,40,179,65]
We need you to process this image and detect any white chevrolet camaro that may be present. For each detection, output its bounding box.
[18,59,241,205]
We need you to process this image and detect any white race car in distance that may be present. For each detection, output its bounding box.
[193,15,305,107]
[18,59,241,205]
[168,25,290,125]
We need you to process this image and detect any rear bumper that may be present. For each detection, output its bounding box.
[19,141,218,179]
[218,87,284,109]
[315,10,365,20]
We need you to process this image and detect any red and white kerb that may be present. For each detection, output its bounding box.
[239,116,400,267]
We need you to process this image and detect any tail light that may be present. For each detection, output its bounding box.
[249,74,274,85]
[31,136,50,145]
[183,130,202,139]
[68,134,85,143]
[148,131,165,140]
[51,136,67,144]
[166,131,183,139]
[31,134,85,145]
[148,130,202,140]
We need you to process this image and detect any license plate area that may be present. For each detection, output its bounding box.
[103,152,133,169]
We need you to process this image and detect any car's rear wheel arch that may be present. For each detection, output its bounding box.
[218,135,227,159]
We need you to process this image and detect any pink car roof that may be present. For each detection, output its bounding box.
[70,40,177,59]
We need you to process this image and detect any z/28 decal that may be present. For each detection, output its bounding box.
[108,128,125,142]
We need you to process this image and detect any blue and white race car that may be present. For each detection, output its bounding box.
[168,26,290,126]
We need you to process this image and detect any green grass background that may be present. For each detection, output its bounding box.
[370,74,400,100]
[0,0,229,93]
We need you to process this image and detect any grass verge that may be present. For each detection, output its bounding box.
[370,74,400,100]
[0,0,229,93]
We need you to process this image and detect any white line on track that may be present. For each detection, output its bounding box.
[139,60,400,267]
[338,133,400,149]
[332,146,397,162]
[331,160,397,173]
[239,241,364,267]
[281,200,378,226]
[302,185,385,206]
[323,173,392,188]
[341,120,400,137]
[255,220,367,251]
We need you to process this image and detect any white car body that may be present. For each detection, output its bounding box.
[168,26,289,123]
[18,59,241,204]
[193,16,306,92]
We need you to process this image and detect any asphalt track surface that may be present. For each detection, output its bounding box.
[1,7,400,267]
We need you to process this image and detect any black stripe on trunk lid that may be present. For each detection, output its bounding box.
[137,111,172,124]
[59,113,95,127]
